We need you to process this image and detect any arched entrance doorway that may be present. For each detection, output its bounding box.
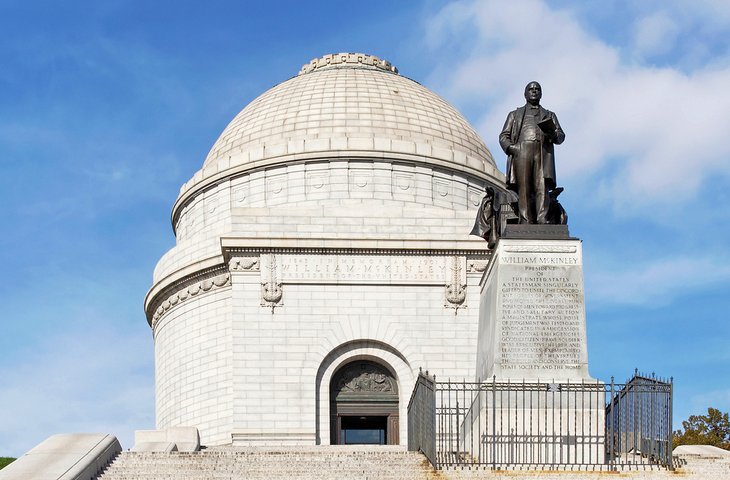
[329,360,399,445]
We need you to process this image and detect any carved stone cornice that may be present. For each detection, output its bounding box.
[298,53,398,76]
[146,266,229,327]
[503,245,577,253]
[229,256,260,272]
[146,244,489,328]
[220,235,491,258]
[151,272,231,329]
[225,246,486,258]
[467,259,489,273]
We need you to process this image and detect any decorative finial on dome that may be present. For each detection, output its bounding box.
[298,53,399,76]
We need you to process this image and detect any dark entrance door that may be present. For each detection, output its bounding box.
[330,361,399,445]
[340,416,387,445]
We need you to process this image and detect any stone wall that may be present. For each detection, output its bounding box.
[151,247,487,446]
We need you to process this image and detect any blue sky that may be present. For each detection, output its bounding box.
[1,0,728,457]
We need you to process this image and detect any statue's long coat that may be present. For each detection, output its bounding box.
[499,105,565,191]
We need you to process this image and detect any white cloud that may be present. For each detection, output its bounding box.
[633,11,680,58]
[0,324,154,457]
[423,0,730,218]
[661,0,730,37]
[688,388,730,414]
[586,255,730,308]
[671,388,730,433]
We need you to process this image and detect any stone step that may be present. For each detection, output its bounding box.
[96,447,440,480]
[99,447,719,480]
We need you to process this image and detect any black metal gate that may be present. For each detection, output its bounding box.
[408,370,672,471]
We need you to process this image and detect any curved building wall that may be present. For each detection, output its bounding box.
[146,54,501,447]
[155,159,493,284]
[152,273,484,446]
[153,279,233,445]
[174,160,493,243]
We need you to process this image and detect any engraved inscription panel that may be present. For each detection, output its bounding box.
[498,251,587,373]
[267,254,452,284]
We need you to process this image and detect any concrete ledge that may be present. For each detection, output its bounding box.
[0,433,121,480]
[220,236,488,252]
[167,427,199,452]
[231,430,317,446]
[132,427,199,453]
[674,444,730,458]
[130,442,177,453]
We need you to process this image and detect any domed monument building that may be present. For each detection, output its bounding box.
[144,53,502,447]
[3,53,685,480]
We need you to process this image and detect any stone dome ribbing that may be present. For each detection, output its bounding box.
[201,53,496,175]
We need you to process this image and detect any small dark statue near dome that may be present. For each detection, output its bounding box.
[470,187,513,248]
[470,185,568,248]
[471,81,568,247]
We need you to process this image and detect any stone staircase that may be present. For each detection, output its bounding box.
[673,455,730,477]
[96,445,443,480]
[95,445,730,480]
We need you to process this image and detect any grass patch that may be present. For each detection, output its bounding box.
[0,457,16,470]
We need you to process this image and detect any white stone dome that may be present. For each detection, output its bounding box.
[204,53,495,172]
[177,53,500,209]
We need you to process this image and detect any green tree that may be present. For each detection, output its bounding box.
[673,407,730,450]
[0,457,16,470]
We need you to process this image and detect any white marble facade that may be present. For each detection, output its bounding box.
[144,53,504,447]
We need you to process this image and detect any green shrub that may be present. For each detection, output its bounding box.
[0,457,16,470]
[673,407,730,450]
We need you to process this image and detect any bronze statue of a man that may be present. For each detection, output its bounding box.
[499,81,565,224]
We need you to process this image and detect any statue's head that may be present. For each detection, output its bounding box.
[524,81,542,106]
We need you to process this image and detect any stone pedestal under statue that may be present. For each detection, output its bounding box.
[477,234,591,382]
[466,232,604,466]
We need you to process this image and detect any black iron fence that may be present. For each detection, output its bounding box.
[407,371,672,471]
[407,369,436,467]
[606,372,673,467]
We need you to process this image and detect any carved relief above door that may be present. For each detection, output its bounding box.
[329,361,399,445]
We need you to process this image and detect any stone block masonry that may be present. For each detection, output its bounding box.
[477,238,591,382]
